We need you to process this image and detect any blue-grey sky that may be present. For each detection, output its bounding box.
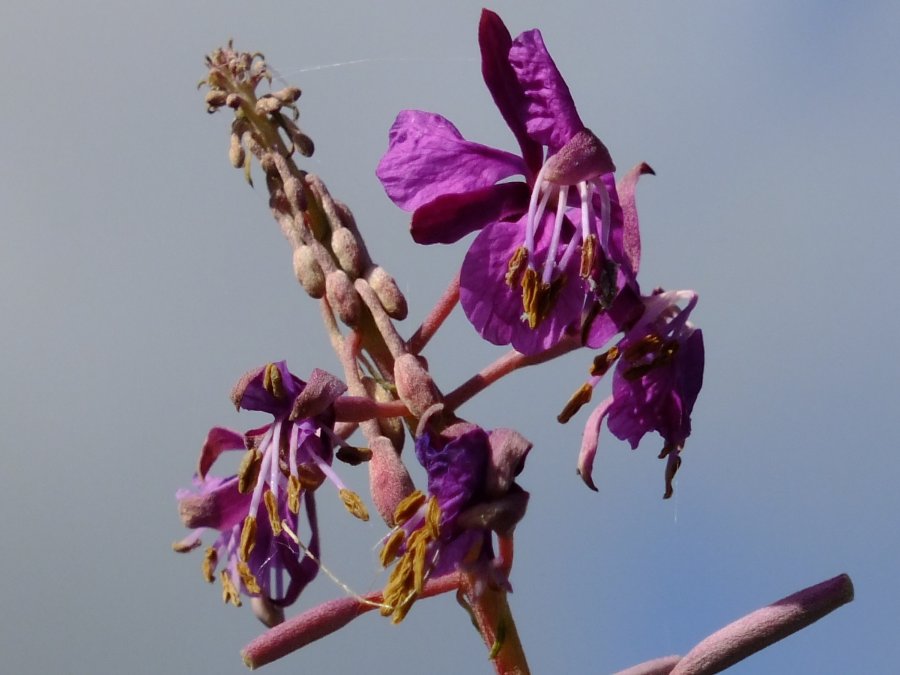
[2,1,898,673]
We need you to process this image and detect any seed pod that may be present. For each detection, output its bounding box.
[331,228,363,278]
[367,266,408,320]
[325,270,360,327]
[293,245,325,298]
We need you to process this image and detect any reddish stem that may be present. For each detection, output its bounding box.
[408,273,460,355]
[459,572,530,675]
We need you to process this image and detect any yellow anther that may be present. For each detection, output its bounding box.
[287,475,301,514]
[505,246,528,288]
[393,490,426,526]
[172,538,201,554]
[557,383,594,424]
[263,489,282,535]
[263,362,286,399]
[590,346,620,377]
[379,529,406,568]
[580,234,597,279]
[237,448,262,494]
[220,571,242,607]
[425,496,441,540]
[237,561,262,594]
[202,546,218,583]
[239,515,257,562]
[411,536,428,596]
[521,267,540,328]
[624,334,663,361]
[339,488,370,522]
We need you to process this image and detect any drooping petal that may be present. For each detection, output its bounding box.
[376,110,525,212]
[508,29,584,152]
[478,9,543,176]
[616,162,655,279]
[460,214,585,354]
[233,361,304,417]
[578,397,613,491]
[198,427,246,478]
[178,475,250,530]
[410,182,529,245]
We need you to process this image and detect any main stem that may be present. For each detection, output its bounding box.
[459,572,531,675]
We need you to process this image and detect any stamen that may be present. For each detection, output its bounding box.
[524,163,550,256]
[239,515,257,561]
[339,488,370,521]
[296,464,326,490]
[580,234,597,280]
[541,185,570,285]
[505,246,528,288]
[425,496,441,540]
[202,546,218,582]
[237,561,262,594]
[221,570,242,607]
[287,475,301,514]
[590,346,620,376]
[595,178,612,253]
[263,362,286,399]
[624,334,664,361]
[557,383,593,424]
[379,529,406,568]
[237,448,263,494]
[393,490,426,526]
[263,489,282,535]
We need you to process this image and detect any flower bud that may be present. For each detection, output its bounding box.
[363,377,405,452]
[282,176,306,213]
[367,266,408,320]
[229,133,246,169]
[225,93,243,109]
[255,94,283,115]
[272,86,302,104]
[369,436,415,527]
[325,270,360,326]
[331,228,363,278]
[394,354,440,418]
[205,90,228,110]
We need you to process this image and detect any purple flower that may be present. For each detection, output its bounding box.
[574,291,705,498]
[377,10,631,354]
[378,422,531,622]
[174,362,368,620]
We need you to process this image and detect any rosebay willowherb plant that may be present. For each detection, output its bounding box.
[174,10,853,673]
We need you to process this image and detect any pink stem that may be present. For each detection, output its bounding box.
[444,334,582,412]
[242,573,460,669]
[613,656,682,675]
[669,573,854,675]
[408,273,460,355]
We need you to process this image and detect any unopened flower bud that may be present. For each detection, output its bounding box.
[255,95,283,115]
[293,247,325,297]
[225,93,243,109]
[205,90,228,110]
[282,176,306,213]
[331,228,363,278]
[369,436,415,527]
[394,353,440,418]
[272,86,301,103]
[363,376,405,452]
[367,266,408,320]
[325,270,360,326]
[282,118,315,157]
[229,134,246,169]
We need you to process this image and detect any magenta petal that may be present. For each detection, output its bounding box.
[617,162,655,279]
[198,427,245,478]
[478,9,543,176]
[376,110,525,212]
[460,215,584,354]
[411,182,529,245]
[508,29,584,152]
[578,397,613,491]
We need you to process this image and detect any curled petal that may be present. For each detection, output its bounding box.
[508,29,584,151]
[197,427,245,478]
[376,110,525,212]
[577,397,613,491]
[616,162,655,279]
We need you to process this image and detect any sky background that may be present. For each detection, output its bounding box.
[2,1,898,673]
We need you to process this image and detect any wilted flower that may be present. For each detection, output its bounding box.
[571,291,705,498]
[377,10,630,354]
[378,421,531,622]
[174,362,369,619]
